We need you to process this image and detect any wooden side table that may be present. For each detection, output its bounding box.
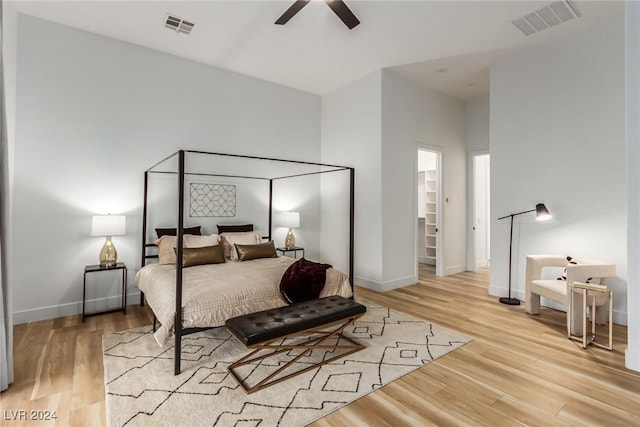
[568,281,613,350]
[276,246,305,259]
[83,262,127,322]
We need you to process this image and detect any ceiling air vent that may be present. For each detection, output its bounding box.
[164,14,195,35]
[512,0,581,37]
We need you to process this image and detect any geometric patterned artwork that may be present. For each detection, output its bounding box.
[189,183,236,217]
[103,303,470,427]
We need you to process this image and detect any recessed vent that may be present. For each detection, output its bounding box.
[164,14,195,35]
[512,1,581,37]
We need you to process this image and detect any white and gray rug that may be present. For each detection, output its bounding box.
[103,303,469,427]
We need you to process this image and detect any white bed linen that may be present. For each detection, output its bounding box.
[135,256,353,346]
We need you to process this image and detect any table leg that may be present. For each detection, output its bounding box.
[82,271,87,322]
[582,289,587,349]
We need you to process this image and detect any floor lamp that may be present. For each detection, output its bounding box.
[497,203,551,305]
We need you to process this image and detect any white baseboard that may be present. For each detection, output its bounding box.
[445,264,466,275]
[475,260,489,269]
[625,347,640,372]
[355,274,417,292]
[13,291,142,325]
[488,284,628,325]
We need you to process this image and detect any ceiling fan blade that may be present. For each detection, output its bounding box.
[275,0,311,25]
[325,0,360,29]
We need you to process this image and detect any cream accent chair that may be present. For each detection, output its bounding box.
[525,255,616,336]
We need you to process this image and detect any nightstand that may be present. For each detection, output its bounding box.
[276,246,305,259]
[83,262,127,322]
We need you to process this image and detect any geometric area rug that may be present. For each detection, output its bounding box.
[103,303,470,427]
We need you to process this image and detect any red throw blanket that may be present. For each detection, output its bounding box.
[279,258,332,303]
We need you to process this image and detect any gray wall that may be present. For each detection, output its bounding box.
[381,70,467,283]
[12,15,322,322]
[490,18,627,323]
[321,69,467,292]
[321,70,383,280]
[625,1,640,371]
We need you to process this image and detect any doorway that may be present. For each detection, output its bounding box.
[416,147,443,277]
[471,153,490,270]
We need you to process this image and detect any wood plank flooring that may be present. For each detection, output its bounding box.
[2,265,639,426]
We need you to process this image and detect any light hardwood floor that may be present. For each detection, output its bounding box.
[2,266,639,426]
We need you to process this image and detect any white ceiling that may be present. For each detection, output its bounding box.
[15,1,625,100]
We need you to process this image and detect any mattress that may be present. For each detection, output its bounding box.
[135,256,353,346]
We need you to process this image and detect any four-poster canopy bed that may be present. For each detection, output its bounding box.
[136,150,355,374]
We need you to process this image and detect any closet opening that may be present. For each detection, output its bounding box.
[417,147,443,277]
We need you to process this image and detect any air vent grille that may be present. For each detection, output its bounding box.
[512,1,581,37]
[164,14,195,35]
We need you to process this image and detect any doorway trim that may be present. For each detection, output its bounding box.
[467,149,490,271]
[415,143,444,277]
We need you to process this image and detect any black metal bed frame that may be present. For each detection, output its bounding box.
[139,150,355,375]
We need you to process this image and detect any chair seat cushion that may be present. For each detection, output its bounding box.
[531,279,567,303]
[531,279,608,306]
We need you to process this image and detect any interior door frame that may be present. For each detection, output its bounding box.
[415,143,444,277]
[466,149,490,271]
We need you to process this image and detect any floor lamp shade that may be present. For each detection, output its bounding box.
[280,211,300,250]
[91,215,126,266]
[498,203,552,306]
[536,203,552,221]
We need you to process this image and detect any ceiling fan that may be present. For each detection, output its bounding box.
[275,0,360,30]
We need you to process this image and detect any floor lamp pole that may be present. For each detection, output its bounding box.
[500,214,520,305]
[497,204,551,306]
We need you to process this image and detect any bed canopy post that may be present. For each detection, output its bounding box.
[349,167,355,289]
[268,179,273,241]
[140,171,149,306]
[174,150,186,375]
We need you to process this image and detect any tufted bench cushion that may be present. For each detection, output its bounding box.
[226,295,366,347]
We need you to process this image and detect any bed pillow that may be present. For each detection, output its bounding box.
[155,234,220,264]
[155,226,201,238]
[176,245,225,267]
[235,241,277,261]
[184,234,219,248]
[155,235,178,265]
[220,231,262,260]
[279,258,332,304]
[217,224,253,234]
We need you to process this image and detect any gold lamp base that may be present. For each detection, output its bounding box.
[284,228,296,250]
[99,236,118,267]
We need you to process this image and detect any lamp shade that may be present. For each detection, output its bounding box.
[91,215,126,237]
[535,203,552,221]
[280,211,300,228]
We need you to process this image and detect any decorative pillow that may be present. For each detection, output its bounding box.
[557,256,577,281]
[155,226,201,238]
[557,256,597,283]
[155,235,178,265]
[279,258,332,304]
[175,245,225,267]
[184,234,219,248]
[219,232,262,260]
[217,224,253,234]
[235,241,277,261]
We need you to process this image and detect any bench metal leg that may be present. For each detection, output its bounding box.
[227,313,365,394]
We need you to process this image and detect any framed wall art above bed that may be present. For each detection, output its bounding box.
[189,182,236,217]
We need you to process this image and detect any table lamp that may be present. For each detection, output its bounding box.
[280,211,300,250]
[91,214,126,267]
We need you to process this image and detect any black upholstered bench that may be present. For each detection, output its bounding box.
[225,296,366,394]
